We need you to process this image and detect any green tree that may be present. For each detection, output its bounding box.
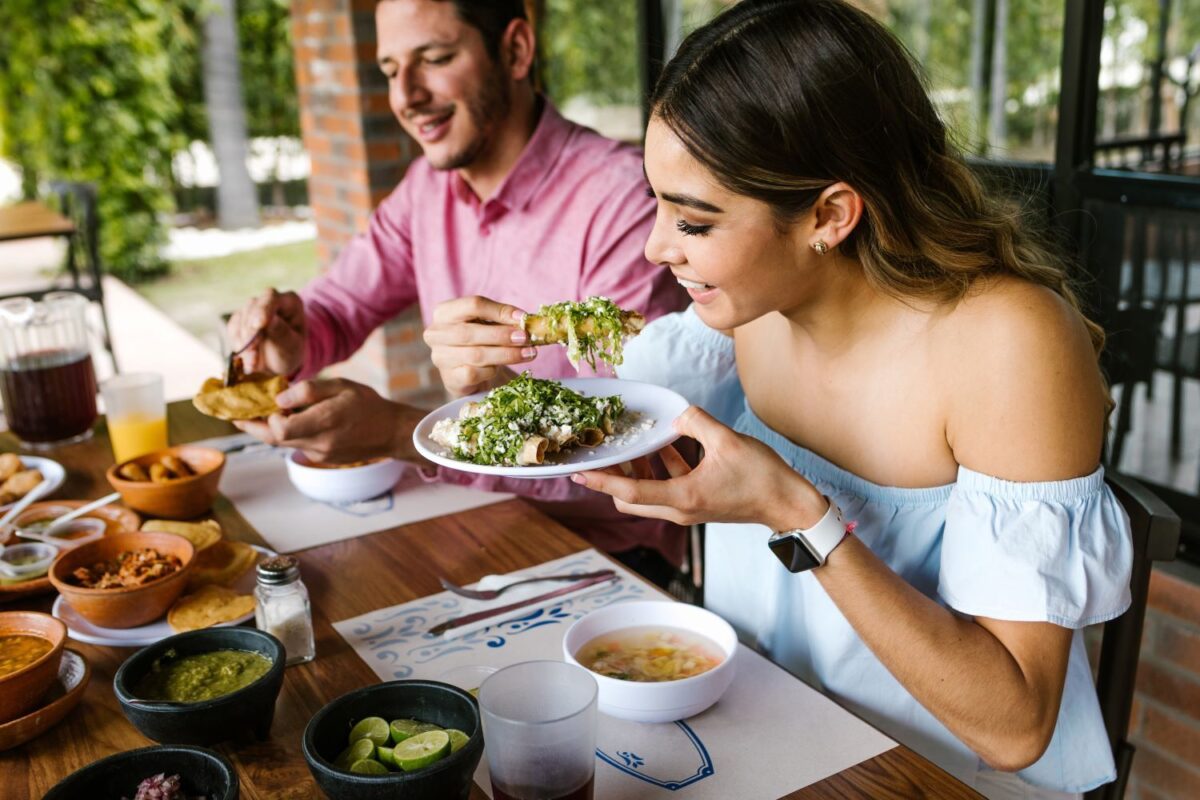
[0,0,195,281]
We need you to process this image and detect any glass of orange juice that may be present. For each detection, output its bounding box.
[101,373,167,463]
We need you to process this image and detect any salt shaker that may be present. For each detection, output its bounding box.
[254,555,316,665]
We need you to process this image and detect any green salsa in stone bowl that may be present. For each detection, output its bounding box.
[114,627,285,745]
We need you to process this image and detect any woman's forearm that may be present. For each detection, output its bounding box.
[812,535,1070,771]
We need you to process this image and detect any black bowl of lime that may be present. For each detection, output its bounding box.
[43,745,238,800]
[302,680,484,800]
[113,627,285,746]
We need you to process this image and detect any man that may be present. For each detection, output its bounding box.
[228,0,687,583]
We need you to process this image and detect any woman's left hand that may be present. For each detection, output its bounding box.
[572,406,827,530]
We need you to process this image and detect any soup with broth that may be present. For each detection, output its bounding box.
[575,626,724,682]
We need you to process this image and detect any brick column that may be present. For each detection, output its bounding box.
[1123,564,1200,799]
[290,0,442,403]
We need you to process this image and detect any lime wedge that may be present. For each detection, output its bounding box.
[394,729,451,772]
[349,759,389,775]
[389,718,439,743]
[348,716,391,747]
[377,745,396,768]
[446,728,470,753]
[334,738,375,769]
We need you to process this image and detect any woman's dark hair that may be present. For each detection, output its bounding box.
[652,0,1104,359]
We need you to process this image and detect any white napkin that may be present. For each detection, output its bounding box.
[438,571,618,641]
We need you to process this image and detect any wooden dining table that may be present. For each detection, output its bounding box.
[1,401,981,799]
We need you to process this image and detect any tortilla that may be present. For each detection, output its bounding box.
[141,519,223,552]
[192,374,288,421]
[187,539,259,590]
[167,585,256,633]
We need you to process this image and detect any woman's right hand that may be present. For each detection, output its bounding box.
[423,295,538,397]
[226,288,307,376]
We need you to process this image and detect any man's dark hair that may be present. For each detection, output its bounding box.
[441,0,527,61]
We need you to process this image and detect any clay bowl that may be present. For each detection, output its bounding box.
[0,648,90,750]
[106,445,225,520]
[0,500,141,604]
[0,610,67,723]
[48,532,195,629]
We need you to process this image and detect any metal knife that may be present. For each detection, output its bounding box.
[428,572,621,635]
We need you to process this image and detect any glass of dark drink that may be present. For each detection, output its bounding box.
[0,294,99,448]
[480,661,598,800]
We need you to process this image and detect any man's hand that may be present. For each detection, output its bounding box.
[233,378,424,464]
[227,289,307,377]
[423,295,538,397]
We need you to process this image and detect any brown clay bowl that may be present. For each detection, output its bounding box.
[0,611,67,723]
[0,500,142,605]
[0,648,90,750]
[106,445,225,520]
[48,532,195,629]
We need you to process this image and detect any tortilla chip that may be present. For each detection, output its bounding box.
[141,519,223,552]
[168,585,256,632]
[187,539,259,589]
[193,374,288,421]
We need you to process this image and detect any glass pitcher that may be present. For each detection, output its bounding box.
[0,292,99,447]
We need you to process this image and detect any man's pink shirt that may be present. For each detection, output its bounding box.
[298,102,688,563]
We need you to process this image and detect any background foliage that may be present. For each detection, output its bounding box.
[0,0,194,281]
[0,0,298,283]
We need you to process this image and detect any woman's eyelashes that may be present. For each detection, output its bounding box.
[645,186,712,236]
[676,219,712,237]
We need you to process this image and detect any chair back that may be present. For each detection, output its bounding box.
[1086,472,1181,800]
[47,181,102,294]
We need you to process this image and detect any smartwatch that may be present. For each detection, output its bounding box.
[767,497,847,573]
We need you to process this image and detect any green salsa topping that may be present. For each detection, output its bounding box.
[529,296,633,369]
[455,372,623,466]
[133,648,273,703]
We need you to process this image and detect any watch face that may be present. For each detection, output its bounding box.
[768,533,821,573]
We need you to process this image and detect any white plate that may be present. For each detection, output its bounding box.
[0,456,66,512]
[52,544,275,647]
[412,378,690,479]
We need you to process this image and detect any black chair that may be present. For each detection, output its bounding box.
[1085,472,1181,800]
[47,180,117,372]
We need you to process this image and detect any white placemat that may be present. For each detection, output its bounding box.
[334,549,896,798]
[211,437,513,553]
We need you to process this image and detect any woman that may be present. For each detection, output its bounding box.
[572,1,1132,797]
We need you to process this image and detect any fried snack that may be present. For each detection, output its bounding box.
[187,539,258,589]
[0,468,43,504]
[141,519,222,552]
[0,453,23,483]
[117,462,151,482]
[522,296,646,369]
[161,455,194,478]
[192,374,288,421]
[168,584,256,632]
[149,463,172,483]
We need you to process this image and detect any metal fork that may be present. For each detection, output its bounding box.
[223,329,265,387]
[438,569,617,601]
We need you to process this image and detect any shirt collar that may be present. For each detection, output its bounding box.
[450,98,572,214]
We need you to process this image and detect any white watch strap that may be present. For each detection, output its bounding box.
[796,498,846,564]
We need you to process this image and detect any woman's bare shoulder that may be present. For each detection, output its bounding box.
[933,275,1107,481]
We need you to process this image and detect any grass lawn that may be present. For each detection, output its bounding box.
[136,240,320,352]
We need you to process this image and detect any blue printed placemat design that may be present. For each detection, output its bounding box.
[333,549,896,798]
